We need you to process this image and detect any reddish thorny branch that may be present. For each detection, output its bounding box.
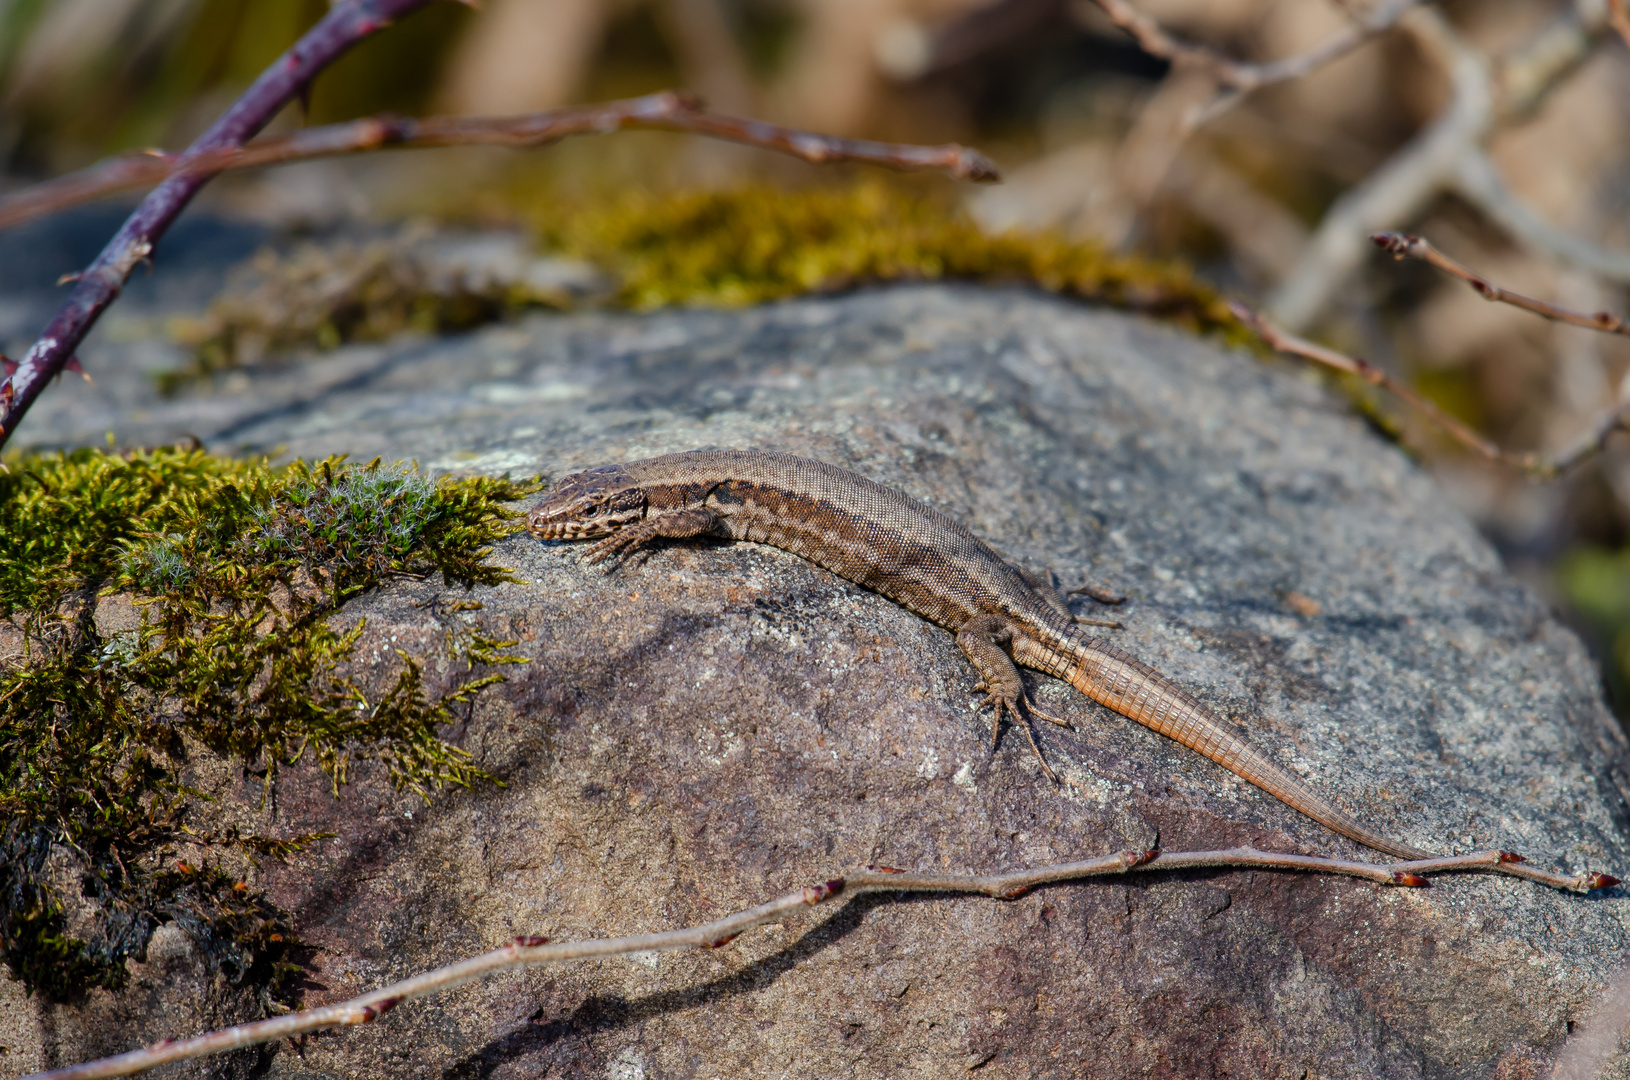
[22,846,1617,1080]
[0,4,997,450]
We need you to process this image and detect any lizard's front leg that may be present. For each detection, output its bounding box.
[956,615,1070,783]
[585,508,721,565]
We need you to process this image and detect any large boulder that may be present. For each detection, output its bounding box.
[10,283,1630,1079]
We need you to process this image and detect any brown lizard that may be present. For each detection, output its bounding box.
[528,448,1431,861]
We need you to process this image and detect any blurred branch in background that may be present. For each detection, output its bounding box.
[1610,0,1630,51]
[0,91,998,231]
[1089,0,1422,130]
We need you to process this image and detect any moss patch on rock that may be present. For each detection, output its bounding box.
[0,445,534,1000]
[172,183,1243,383]
[535,184,1239,327]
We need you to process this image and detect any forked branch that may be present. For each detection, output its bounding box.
[0,91,999,232]
[1089,0,1419,127]
[23,846,1615,1080]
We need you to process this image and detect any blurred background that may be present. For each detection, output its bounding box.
[2,0,1630,706]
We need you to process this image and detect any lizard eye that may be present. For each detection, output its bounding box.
[585,505,599,516]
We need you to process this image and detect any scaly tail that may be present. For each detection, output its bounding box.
[1068,640,1432,861]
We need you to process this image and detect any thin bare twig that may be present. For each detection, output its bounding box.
[1089,0,1419,128]
[0,0,441,449]
[0,24,1000,453]
[1372,232,1630,336]
[1234,300,1630,478]
[0,92,999,233]
[1232,301,1511,461]
[21,845,1617,1080]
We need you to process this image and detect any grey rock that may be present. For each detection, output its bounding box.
[12,284,1630,1079]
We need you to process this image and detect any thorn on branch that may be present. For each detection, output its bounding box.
[352,996,401,1023]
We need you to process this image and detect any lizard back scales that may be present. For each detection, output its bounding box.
[528,448,1431,862]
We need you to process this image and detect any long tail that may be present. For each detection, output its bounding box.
[1067,640,1432,861]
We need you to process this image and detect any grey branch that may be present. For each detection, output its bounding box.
[1450,150,1630,283]
[1267,7,1491,330]
[1089,0,1421,129]
[1267,2,1626,329]
[23,846,1614,1080]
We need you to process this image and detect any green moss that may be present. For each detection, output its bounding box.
[0,446,535,1000]
[536,184,1242,333]
[174,183,1248,382]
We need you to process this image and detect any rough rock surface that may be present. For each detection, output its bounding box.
[9,282,1630,1079]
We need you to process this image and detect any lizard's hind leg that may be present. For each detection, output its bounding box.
[958,615,1062,782]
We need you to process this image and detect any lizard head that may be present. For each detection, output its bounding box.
[527,464,647,539]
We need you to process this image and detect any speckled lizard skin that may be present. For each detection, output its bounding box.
[528,448,1430,861]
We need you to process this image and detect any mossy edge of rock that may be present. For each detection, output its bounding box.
[0,445,536,1002]
[173,183,1252,387]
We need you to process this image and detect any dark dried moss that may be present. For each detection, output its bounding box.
[0,446,535,1000]
[164,237,566,395]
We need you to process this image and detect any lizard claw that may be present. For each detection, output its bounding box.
[1024,696,1074,730]
[974,690,1005,749]
[585,528,643,566]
